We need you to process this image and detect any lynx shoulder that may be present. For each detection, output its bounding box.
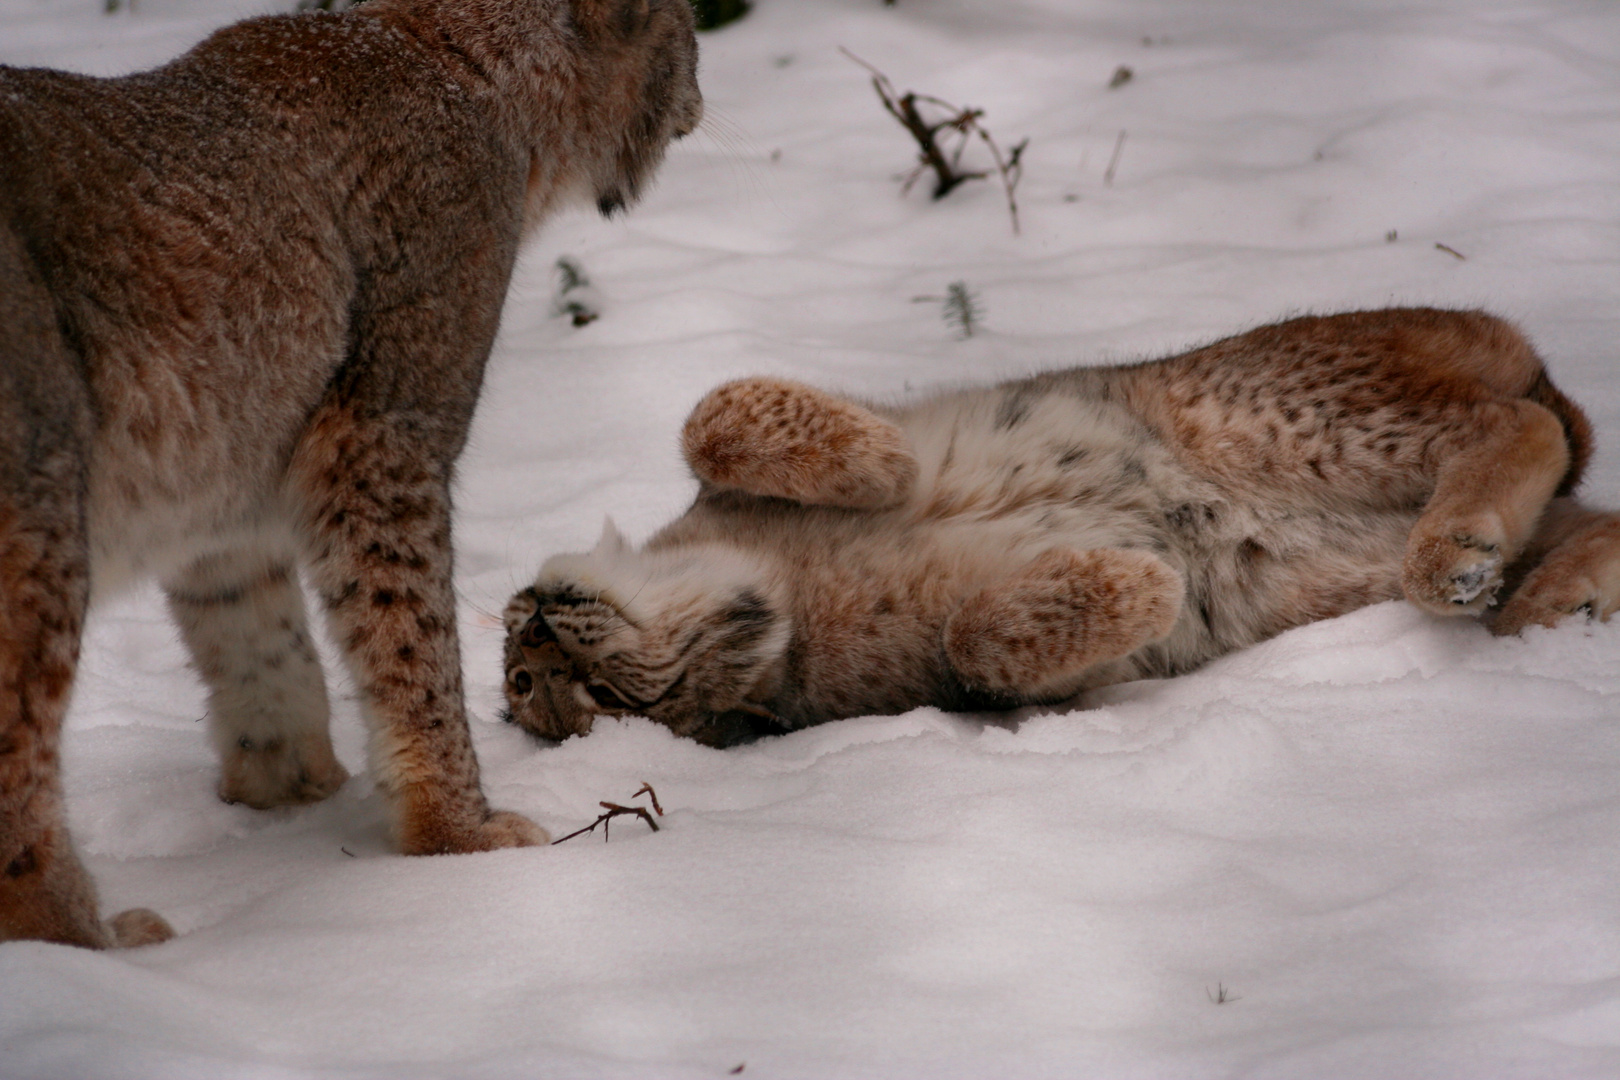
[1,0,699,947]
[505,308,1620,747]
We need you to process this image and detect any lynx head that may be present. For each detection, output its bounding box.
[502,521,789,747]
[511,0,703,224]
[567,0,703,218]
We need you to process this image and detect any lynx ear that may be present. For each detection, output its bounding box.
[572,0,651,37]
[593,516,631,556]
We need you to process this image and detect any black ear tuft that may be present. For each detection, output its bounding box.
[573,0,650,38]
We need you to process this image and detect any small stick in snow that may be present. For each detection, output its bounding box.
[1103,129,1128,186]
[551,783,665,844]
[839,47,1027,235]
[633,782,665,816]
[1434,242,1467,260]
[1207,983,1240,1004]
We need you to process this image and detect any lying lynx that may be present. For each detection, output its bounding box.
[504,309,1620,747]
[1,0,699,947]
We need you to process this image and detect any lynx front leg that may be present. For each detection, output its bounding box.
[290,403,544,854]
[1403,399,1569,615]
[944,548,1183,699]
[165,550,348,809]
[0,463,170,947]
[682,377,918,508]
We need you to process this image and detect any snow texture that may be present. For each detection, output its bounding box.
[4,0,1620,1076]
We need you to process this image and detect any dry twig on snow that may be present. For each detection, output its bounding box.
[840,48,1028,235]
[1103,130,1127,186]
[551,783,665,844]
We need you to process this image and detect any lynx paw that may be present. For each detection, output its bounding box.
[1494,570,1619,637]
[108,908,176,948]
[1493,510,1620,635]
[944,547,1182,695]
[682,377,917,509]
[469,810,550,850]
[1403,530,1505,614]
[398,804,549,855]
[218,731,349,809]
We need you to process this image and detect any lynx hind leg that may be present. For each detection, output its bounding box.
[1493,500,1620,636]
[165,551,348,809]
[944,547,1183,698]
[1403,399,1569,615]
[681,377,918,509]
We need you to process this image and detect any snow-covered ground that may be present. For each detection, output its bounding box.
[5,0,1620,1075]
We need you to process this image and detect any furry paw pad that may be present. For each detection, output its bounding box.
[218,732,349,809]
[1445,544,1502,605]
[1403,532,1505,614]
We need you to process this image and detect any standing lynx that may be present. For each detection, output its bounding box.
[505,309,1620,748]
[1,0,700,947]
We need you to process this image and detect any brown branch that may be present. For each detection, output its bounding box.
[840,47,1025,234]
[633,783,664,816]
[979,130,1027,235]
[551,783,665,845]
[1103,129,1127,186]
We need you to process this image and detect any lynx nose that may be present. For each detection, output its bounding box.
[519,613,558,650]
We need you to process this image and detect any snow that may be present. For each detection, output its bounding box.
[5,0,1620,1075]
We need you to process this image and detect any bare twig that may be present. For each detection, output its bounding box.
[977,129,1027,235]
[1207,983,1241,1004]
[633,782,664,816]
[1103,129,1127,186]
[1434,242,1467,260]
[840,47,1026,235]
[551,783,665,845]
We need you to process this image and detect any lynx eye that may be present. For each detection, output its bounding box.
[585,682,635,711]
[512,670,534,695]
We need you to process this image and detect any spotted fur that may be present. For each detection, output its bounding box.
[1,0,701,948]
[505,309,1620,748]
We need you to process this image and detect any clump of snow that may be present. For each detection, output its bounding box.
[4,0,1620,1076]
